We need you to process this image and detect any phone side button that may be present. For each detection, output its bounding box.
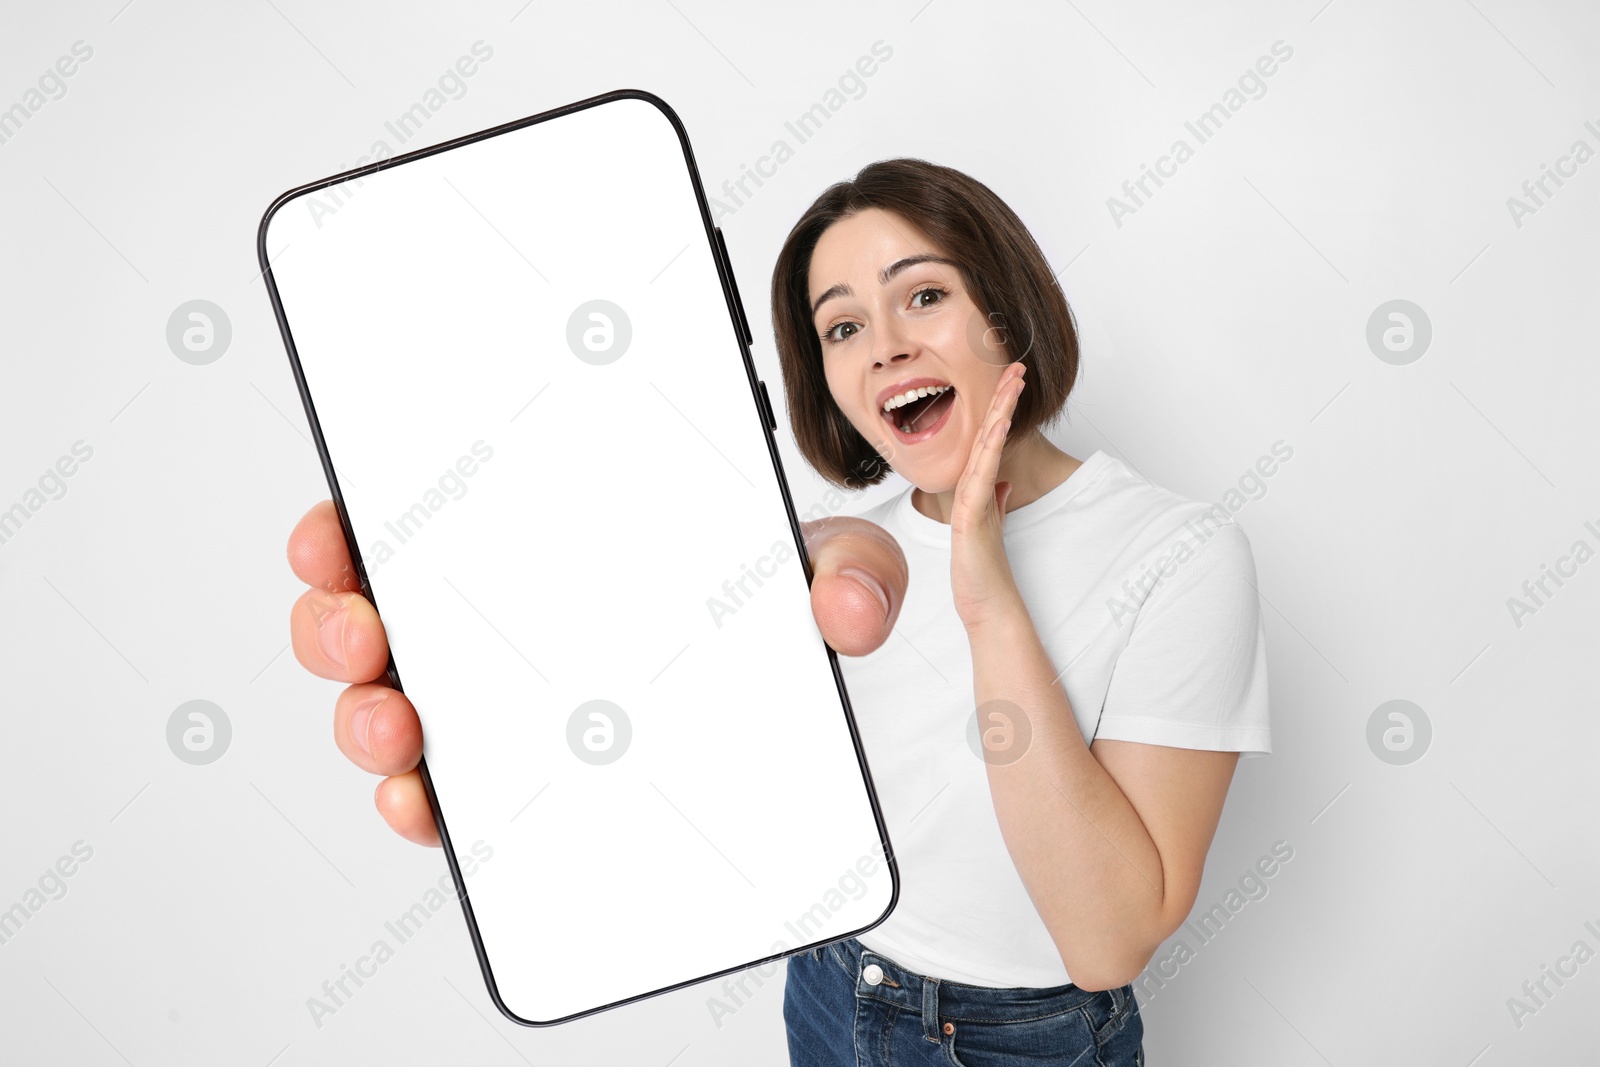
[758,379,778,433]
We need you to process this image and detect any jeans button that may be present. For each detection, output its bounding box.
[861,963,884,986]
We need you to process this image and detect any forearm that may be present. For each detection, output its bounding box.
[967,601,1166,989]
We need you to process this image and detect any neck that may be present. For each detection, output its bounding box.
[911,431,1083,525]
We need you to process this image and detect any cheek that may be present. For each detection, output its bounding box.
[822,370,847,413]
[959,310,1010,366]
[951,372,1001,431]
[823,369,862,421]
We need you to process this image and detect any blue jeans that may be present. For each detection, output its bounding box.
[783,936,1143,1066]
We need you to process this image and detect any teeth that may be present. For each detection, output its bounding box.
[881,384,950,413]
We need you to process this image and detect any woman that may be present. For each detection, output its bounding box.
[285,158,1270,1065]
[770,158,1270,1066]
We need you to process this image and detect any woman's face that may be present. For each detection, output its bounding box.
[808,207,1012,493]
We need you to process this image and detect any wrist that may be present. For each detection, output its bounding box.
[960,591,1030,639]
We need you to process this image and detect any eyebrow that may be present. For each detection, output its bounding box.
[810,254,960,318]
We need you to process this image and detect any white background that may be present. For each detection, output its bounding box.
[1,0,1596,1063]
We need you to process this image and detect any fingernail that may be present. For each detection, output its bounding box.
[318,604,348,668]
[350,693,388,756]
[839,566,891,617]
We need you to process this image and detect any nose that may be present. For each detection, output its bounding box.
[875,350,913,370]
[870,314,917,369]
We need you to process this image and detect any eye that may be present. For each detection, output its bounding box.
[911,285,948,308]
[819,321,860,345]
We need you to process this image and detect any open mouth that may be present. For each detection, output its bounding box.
[880,384,957,443]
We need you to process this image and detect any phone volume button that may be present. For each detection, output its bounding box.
[758,379,777,433]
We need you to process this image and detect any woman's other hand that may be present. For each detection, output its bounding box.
[950,360,1027,632]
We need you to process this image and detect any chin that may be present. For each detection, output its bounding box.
[859,423,964,492]
[869,436,967,494]
[903,466,961,495]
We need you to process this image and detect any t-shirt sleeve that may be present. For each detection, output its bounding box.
[1092,517,1272,758]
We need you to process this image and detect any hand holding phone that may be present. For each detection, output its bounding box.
[287,501,909,842]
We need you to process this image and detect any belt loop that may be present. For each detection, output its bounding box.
[922,973,940,1042]
[1092,984,1128,1043]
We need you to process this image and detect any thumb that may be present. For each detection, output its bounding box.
[800,515,908,657]
[995,481,1013,515]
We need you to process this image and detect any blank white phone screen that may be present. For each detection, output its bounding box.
[262,94,894,1025]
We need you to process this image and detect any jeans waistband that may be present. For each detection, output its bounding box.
[816,936,1107,1033]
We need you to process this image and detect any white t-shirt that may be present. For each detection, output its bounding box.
[844,448,1271,988]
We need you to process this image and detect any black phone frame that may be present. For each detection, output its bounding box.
[256,87,899,1027]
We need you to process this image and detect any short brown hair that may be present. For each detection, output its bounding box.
[769,157,1079,490]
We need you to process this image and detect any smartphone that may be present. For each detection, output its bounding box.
[258,89,896,1026]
